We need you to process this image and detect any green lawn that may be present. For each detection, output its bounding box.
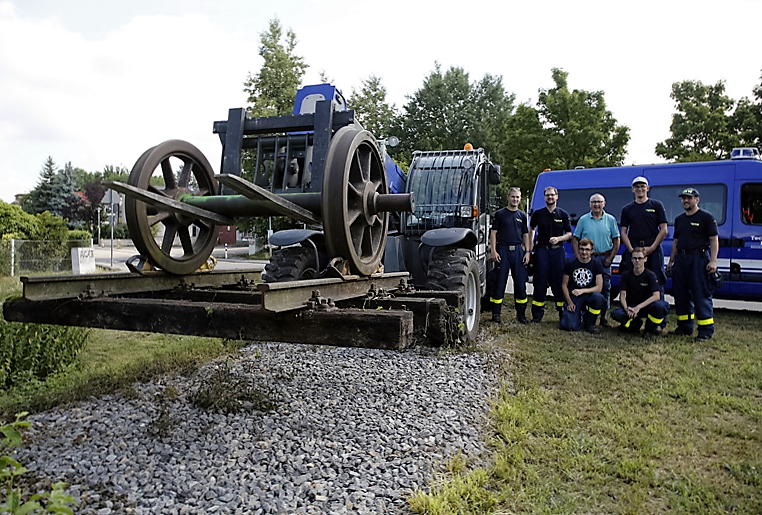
[409,307,762,515]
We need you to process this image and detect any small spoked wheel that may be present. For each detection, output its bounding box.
[322,127,389,276]
[124,140,218,275]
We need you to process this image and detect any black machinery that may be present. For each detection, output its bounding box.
[106,99,413,276]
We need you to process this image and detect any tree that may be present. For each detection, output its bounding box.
[0,201,38,238]
[655,79,737,162]
[243,18,308,118]
[348,75,396,139]
[391,63,515,164]
[537,68,629,170]
[501,68,629,198]
[240,18,309,239]
[21,157,60,216]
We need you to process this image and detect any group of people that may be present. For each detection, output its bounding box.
[489,177,719,341]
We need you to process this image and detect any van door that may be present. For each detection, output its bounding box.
[734,180,762,300]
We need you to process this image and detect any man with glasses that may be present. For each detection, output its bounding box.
[620,176,668,288]
[572,193,620,327]
[610,247,670,339]
[666,187,719,341]
[559,238,606,334]
[529,186,572,323]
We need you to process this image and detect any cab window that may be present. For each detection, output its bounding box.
[741,183,762,225]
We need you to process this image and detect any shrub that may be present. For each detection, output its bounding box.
[0,316,89,389]
[67,230,92,241]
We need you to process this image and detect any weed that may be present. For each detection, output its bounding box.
[189,359,278,413]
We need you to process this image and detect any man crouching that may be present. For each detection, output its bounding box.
[560,238,606,334]
[610,247,670,339]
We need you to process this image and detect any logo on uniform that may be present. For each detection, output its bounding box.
[572,267,593,287]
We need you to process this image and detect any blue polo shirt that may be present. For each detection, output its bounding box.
[573,211,620,253]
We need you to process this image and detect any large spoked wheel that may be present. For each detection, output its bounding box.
[125,140,218,275]
[322,127,389,276]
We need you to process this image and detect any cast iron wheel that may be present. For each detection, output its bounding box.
[262,246,320,282]
[125,140,218,275]
[425,248,481,343]
[322,126,388,276]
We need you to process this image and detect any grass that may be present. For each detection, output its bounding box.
[409,304,762,515]
[0,276,249,419]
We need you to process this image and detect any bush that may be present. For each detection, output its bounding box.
[0,315,89,389]
[67,229,92,241]
[99,223,130,239]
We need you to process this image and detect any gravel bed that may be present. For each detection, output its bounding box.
[18,340,501,514]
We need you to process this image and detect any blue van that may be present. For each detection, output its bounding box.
[529,149,762,301]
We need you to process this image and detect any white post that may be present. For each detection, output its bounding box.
[10,238,14,277]
[109,190,114,268]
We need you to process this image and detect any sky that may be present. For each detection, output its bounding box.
[1,0,762,203]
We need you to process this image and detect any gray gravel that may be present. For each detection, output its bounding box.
[18,340,501,514]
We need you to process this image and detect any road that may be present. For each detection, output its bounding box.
[93,243,267,273]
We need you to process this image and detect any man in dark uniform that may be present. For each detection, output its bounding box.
[666,188,719,341]
[610,247,670,339]
[559,238,606,334]
[490,187,531,324]
[620,176,668,286]
[529,186,573,323]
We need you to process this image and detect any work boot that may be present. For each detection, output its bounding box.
[669,327,693,336]
[600,317,611,328]
[585,324,601,335]
[516,305,528,324]
[491,313,501,324]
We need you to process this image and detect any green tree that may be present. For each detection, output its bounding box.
[391,64,514,163]
[348,75,396,139]
[243,18,308,118]
[655,79,737,162]
[537,68,629,170]
[21,157,60,216]
[0,202,38,239]
[501,68,629,198]
[240,19,309,239]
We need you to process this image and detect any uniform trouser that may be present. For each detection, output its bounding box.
[490,246,528,317]
[593,255,612,316]
[672,252,714,338]
[610,300,670,333]
[531,246,566,320]
[559,292,606,331]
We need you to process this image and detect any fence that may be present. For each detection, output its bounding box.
[0,239,92,277]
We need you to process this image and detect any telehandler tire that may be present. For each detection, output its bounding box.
[425,248,480,343]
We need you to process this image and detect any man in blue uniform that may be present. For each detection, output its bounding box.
[610,247,670,339]
[490,187,531,324]
[572,193,620,327]
[529,186,573,323]
[559,238,606,334]
[620,176,668,287]
[666,188,719,341]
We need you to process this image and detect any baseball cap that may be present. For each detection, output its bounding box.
[679,187,700,197]
[631,176,649,186]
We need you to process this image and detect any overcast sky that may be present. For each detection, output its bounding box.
[2,0,761,203]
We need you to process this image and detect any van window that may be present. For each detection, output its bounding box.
[741,183,762,225]
[545,183,727,225]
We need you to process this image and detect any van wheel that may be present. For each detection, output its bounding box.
[263,246,319,282]
[425,248,480,343]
